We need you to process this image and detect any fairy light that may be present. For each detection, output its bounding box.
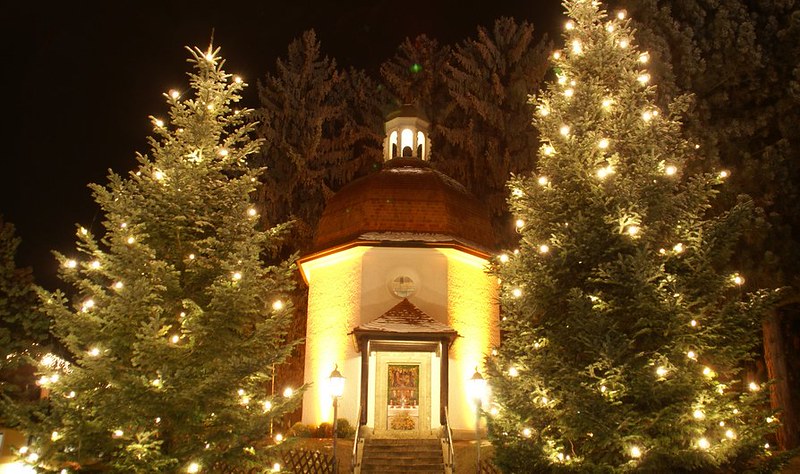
[154,118,164,128]
[766,416,775,424]
[639,52,650,63]
[559,125,570,136]
[512,187,523,197]
[543,144,556,156]
[79,227,88,235]
[703,367,714,378]
[606,23,615,32]
[637,73,651,84]
[553,51,561,60]
[719,170,730,178]
[627,225,640,237]
[749,381,759,391]
[113,429,124,438]
[170,90,180,99]
[81,299,95,312]
[538,176,549,186]
[618,38,629,48]
[272,300,284,311]
[687,350,697,360]
[508,367,519,377]
[272,463,281,472]
[642,110,653,121]
[697,438,710,450]
[170,335,180,344]
[152,378,162,388]
[219,148,229,157]
[263,400,272,412]
[187,462,201,473]
[598,138,610,149]
[656,366,668,377]
[154,170,165,181]
[601,98,612,109]
[539,106,550,116]
[630,446,642,458]
[617,10,626,20]
[275,433,284,442]
[693,409,705,420]
[673,243,684,253]
[91,260,101,269]
[121,222,127,228]
[51,431,61,441]
[522,428,532,437]
[26,452,39,463]
[725,429,735,439]
[499,254,510,263]
[732,274,745,286]
[564,88,574,98]
[600,385,607,393]
[665,165,677,176]
[232,272,242,281]
[565,20,575,30]
[189,254,196,260]
[247,208,257,217]
[205,52,215,62]
[88,347,101,357]
[234,76,243,84]
[516,219,525,229]
[283,387,294,397]
[536,244,549,254]
[127,236,135,244]
[557,75,567,85]
[65,259,77,269]
[690,319,698,327]
[571,40,583,55]
[597,166,614,179]
[511,288,523,298]
[180,311,186,318]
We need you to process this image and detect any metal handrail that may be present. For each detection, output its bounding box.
[351,405,364,473]
[444,406,455,472]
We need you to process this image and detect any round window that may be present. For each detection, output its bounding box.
[390,275,416,298]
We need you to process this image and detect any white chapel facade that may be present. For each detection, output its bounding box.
[298,106,500,437]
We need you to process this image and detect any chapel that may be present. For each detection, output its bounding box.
[298,106,500,438]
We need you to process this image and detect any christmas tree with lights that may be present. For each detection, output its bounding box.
[487,1,788,471]
[19,46,299,473]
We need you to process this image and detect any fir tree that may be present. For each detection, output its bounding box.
[488,1,786,471]
[254,30,384,252]
[438,17,551,246]
[20,46,299,472]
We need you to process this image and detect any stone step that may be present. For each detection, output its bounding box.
[360,438,445,474]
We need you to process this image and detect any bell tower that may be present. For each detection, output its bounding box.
[383,104,431,161]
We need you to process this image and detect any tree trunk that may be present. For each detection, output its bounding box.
[762,308,799,449]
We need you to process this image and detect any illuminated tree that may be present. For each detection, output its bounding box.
[20,46,299,473]
[487,1,788,471]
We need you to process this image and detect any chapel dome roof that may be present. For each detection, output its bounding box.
[312,158,495,253]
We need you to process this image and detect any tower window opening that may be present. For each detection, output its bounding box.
[417,131,426,160]
[401,128,414,156]
[390,131,399,158]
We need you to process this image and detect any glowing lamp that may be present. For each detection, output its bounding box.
[468,367,487,405]
[329,365,345,398]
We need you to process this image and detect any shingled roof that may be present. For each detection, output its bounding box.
[351,299,458,341]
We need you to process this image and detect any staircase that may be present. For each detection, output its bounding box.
[360,438,445,473]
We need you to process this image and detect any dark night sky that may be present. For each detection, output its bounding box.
[2,1,564,288]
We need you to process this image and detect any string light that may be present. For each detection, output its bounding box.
[499,254,510,263]
[234,76,243,84]
[283,387,294,397]
[127,236,135,244]
[543,145,556,156]
[170,335,180,344]
[557,75,568,85]
[522,428,532,437]
[247,208,257,217]
[697,438,710,450]
[637,73,651,84]
[512,187,524,196]
[113,429,124,438]
[187,462,201,473]
[272,463,281,472]
[275,433,284,442]
[725,429,735,439]
[596,166,614,179]
[642,110,653,122]
[154,118,164,128]
[638,53,650,63]
[559,125,570,136]
[565,20,575,30]
[539,106,550,116]
[571,40,583,55]
[113,281,124,290]
[170,90,180,99]
[516,219,525,229]
[606,23,615,32]
[690,319,698,327]
[627,225,640,237]
[152,378,162,387]
[732,274,745,285]
[673,243,684,253]
[511,288,523,298]
[703,367,714,378]
[272,300,284,311]
[598,138,610,149]
[81,299,95,312]
[656,366,668,377]
[630,446,642,458]
[88,347,101,357]
[232,272,242,281]
[687,350,697,360]
[617,10,627,20]
[749,381,760,391]
[219,148,229,157]
[508,367,519,377]
[538,176,549,186]
[665,165,677,176]
[719,170,730,178]
[618,38,630,48]
[564,88,574,97]
[601,98,612,109]
[263,400,273,412]
[154,170,165,180]
[553,51,561,60]
[189,254,196,260]
[539,244,550,254]
[65,259,77,269]
[90,260,101,269]
[693,409,705,420]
